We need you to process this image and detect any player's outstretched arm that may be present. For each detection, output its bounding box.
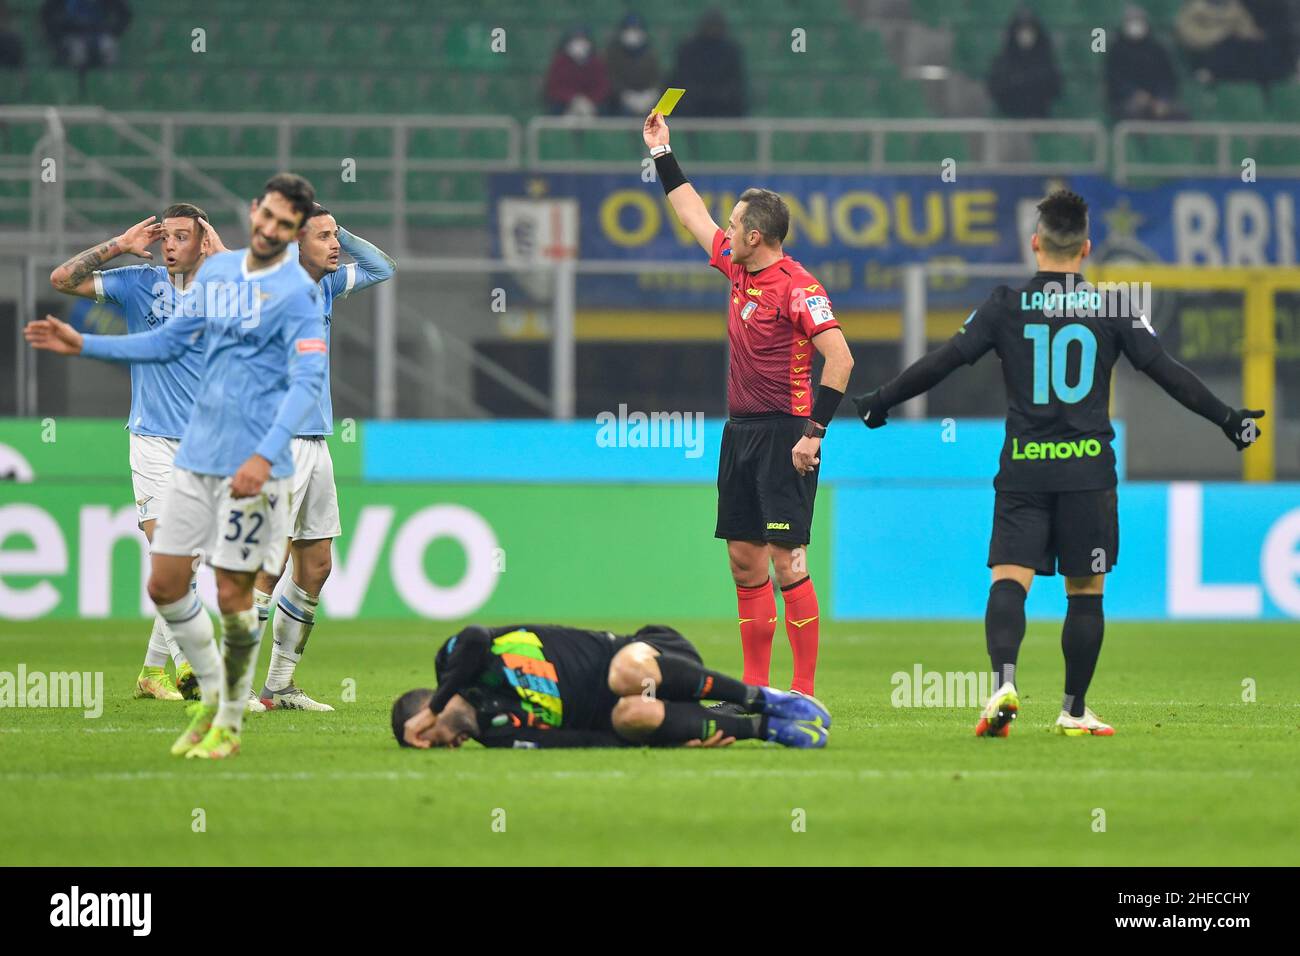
[27,309,201,364]
[643,110,718,253]
[336,226,397,294]
[48,216,164,298]
[1141,351,1265,451]
[853,340,967,428]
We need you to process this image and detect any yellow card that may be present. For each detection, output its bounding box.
[653,88,685,116]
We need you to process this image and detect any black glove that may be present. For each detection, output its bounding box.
[853,388,889,429]
[1222,408,1265,451]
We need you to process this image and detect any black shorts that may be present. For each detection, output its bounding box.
[715,414,819,545]
[615,625,703,664]
[988,488,1119,577]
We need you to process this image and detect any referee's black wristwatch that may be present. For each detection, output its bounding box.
[802,419,827,439]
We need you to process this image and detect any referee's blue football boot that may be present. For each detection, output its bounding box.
[765,714,829,748]
[758,687,832,729]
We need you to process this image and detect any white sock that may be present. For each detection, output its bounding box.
[216,607,262,732]
[143,615,170,668]
[156,593,221,705]
[266,580,319,691]
[253,587,273,629]
[167,580,197,669]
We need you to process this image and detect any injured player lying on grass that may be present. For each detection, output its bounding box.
[392,624,831,749]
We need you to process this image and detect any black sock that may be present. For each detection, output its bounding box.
[985,579,1027,688]
[645,702,765,745]
[1062,594,1104,718]
[655,655,760,709]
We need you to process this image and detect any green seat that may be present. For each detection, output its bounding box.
[26,71,81,105]
[329,23,385,57]
[259,73,314,112]
[372,74,426,113]
[876,76,929,117]
[203,74,264,112]
[228,21,275,60]
[315,74,370,114]
[409,127,469,159]
[1257,138,1300,167]
[352,127,394,158]
[1208,83,1267,121]
[235,126,277,157]
[951,29,1002,79]
[294,127,350,157]
[178,126,234,156]
[444,22,506,70]
[273,23,330,59]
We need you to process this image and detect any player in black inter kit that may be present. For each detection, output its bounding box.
[851,190,1264,738]
[390,623,832,749]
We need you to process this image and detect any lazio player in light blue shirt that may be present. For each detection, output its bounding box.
[47,204,221,702]
[28,174,327,759]
[253,206,397,712]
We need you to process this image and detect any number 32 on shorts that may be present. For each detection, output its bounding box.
[224,508,264,544]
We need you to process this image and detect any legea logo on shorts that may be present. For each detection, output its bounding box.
[766,521,791,530]
[1010,437,1103,461]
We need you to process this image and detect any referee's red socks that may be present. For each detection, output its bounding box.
[736,579,777,686]
[781,576,820,695]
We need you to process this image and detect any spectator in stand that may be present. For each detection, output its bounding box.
[41,0,132,71]
[671,9,747,117]
[0,1,25,69]
[605,13,661,117]
[1176,0,1273,83]
[544,26,609,117]
[1106,6,1189,119]
[986,8,1061,118]
[1239,0,1297,84]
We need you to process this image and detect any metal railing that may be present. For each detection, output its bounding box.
[527,116,1109,175]
[1114,121,1300,183]
[8,107,1300,253]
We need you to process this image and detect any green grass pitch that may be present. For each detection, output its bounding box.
[2,618,1297,866]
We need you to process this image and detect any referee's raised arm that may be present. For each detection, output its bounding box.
[643,110,719,253]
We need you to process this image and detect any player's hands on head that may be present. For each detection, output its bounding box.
[403,707,437,749]
[684,730,735,748]
[854,388,889,429]
[792,434,821,475]
[230,454,272,498]
[198,218,227,255]
[643,110,670,150]
[24,315,83,355]
[117,215,164,258]
[1223,408,1265,451]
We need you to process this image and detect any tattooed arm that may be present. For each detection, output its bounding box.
[49,216,165,299]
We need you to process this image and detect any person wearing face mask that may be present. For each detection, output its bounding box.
[544,26,610,117]
[605,12,661,116]
[1175,0,1271,84]
[986,9,1061,119]
[1106,6,1188,120]
[670,9,748,117]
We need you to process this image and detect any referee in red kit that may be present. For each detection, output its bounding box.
[643,109,854,696]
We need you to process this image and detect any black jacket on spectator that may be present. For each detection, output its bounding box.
[986,10,1061,118]
[671,11,747,117]
[1106,31,1181,115]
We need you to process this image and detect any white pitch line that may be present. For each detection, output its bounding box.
[0,766,1275,785]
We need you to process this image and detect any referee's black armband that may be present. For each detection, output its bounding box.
[654,152,688,195]
[811,385,845,427]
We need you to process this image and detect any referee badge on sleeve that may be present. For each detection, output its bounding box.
[805,295,835,325]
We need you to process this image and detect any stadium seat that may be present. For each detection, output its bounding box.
[1207,83,1268,122]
